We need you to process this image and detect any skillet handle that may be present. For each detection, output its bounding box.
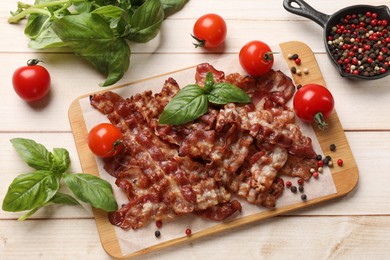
[283,0,330,28]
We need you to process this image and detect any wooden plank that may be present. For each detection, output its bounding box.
[1,216,390,259]
[1,131,389,219]
[67,41,358,258]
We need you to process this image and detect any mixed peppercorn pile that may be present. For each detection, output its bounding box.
[327,11,390,77]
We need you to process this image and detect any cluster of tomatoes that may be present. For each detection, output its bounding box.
[192,13,335,131]
[12,13,335,158]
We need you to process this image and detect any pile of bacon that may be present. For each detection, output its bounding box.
[90,64,318,230]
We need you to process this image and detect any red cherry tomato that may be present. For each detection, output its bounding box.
[88,123,123,158]
[192,13,227,48]
[293,84,335,130]
[12,59,51,102]
[239,40,274,77]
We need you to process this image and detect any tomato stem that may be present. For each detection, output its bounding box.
[112,139,122,151]
[264,52,274,62]
[314,112,328,130]
[191,34,205,48]
[27,59,43,66]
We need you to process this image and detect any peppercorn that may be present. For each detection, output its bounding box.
[301,194,307,201]
[297,178,304,186]
[312,172,319,178]
[327,11,390,77]
[286,181,292,188]
[185,228,192,236]
[291,186,298,193]
[330,144,336,151]
[316,154,323,161]
[337,159,344,166]
[291,66,297,74]
[156,220,163,228]
[155,230,161,238]
[299,186,304,193]
[292,54,299,60]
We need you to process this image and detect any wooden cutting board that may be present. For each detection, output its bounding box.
[68,41,359,259]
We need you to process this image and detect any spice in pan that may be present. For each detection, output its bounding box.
[327,11,390,77]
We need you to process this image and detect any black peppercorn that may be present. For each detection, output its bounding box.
[291,186,298,193]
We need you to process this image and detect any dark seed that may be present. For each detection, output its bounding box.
[330,144,336,151]
[292,54,299,60]
[155,230,161,238]
[291,66,297,74]
[299,186,304,192]
[291,186,298,193]
[301,194,307,201]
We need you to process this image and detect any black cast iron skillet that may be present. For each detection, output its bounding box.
[283,0,390,80]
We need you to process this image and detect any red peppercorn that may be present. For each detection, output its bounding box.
[295,58,301,65]
[297,178,304,186]
[317,160,324,167]
[337,159,344,166]
[185,228,192,236]
[312,172,319,178]
[286,181,292,188]
[156,220,163,228]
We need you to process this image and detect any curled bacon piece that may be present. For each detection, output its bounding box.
[90,63,319,230]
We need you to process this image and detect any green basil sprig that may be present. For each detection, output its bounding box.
[8,0,189,86]
[159,72,251,125]
[2,138,118,221]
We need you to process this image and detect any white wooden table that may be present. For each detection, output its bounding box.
[1,0,390,259]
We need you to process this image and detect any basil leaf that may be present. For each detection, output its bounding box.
[10,138,53,171]
[160,0,189,17]
[50,192,81,206]
[28,26,65,49]
[203,72,215,93]
[92,5,124,19]
[63,173,118,212]
[159,84,208,125]
[207,83,252,105]
[24,13,50,40]
[2,170,60,212]
[127,0,164,43]
[51,13,130,86]
[52,148,70,175]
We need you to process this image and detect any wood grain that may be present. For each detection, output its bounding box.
[68,41,358,258]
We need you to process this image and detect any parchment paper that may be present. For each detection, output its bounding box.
[78,50,337,256]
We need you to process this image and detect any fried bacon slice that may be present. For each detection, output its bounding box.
[90,64,319,230]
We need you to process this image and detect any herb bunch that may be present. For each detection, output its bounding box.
[8,0,188,86]
[2,138,118,221]
[159,72,251,125]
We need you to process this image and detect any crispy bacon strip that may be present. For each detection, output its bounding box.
[91,90,239,229]
[90,63,320,230]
